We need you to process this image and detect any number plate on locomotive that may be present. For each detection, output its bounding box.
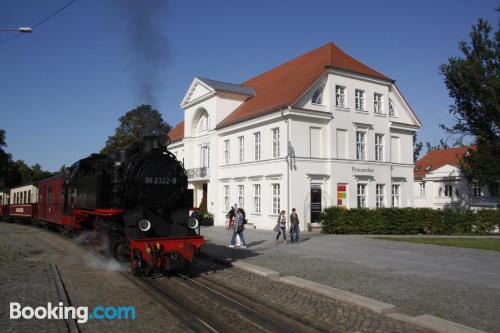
[144,177,177,185]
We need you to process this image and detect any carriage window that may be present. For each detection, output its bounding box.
[48,187,53,203]
[28,190,31,204]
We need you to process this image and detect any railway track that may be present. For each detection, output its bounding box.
[127,271,321,333]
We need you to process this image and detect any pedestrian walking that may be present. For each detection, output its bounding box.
[225,206,235,230]
[274,210,287,243]
[229,208,247,248]
[289,208,300,243]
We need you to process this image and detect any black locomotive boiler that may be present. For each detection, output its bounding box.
[60,136,204,274]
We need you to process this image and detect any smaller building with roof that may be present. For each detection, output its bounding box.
[414,147,500,209]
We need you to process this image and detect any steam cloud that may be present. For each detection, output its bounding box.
[73,231,127,272]
[121,0,168,105]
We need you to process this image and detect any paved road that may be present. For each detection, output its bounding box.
[201,226,500,332]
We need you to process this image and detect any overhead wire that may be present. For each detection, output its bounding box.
[0,0,78,46]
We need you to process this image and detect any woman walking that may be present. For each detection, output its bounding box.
[229,208,247,248]
[275,210,287,244]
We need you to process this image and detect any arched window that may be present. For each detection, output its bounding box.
[311,86,324,105]
[192,108,210,134]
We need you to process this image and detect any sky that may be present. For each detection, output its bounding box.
[0,0,498,172]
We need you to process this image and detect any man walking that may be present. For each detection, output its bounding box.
[289,208,300,243]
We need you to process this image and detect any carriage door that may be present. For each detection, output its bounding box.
[310,185,322,223]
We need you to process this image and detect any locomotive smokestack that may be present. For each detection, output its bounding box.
[121,0,168,105]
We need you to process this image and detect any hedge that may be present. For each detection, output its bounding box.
[320,207,500,235]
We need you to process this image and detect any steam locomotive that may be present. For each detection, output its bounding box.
[1,136,205,275]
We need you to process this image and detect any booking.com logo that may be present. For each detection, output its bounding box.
[10,302,136,323]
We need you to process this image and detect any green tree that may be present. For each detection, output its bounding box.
[413,133,423,162]
[101,104,171,154]
[0,129,12,189]
[440,12,500,188]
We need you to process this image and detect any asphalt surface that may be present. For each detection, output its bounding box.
[201,226,500,333]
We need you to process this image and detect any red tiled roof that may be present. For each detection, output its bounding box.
[414,146,469,179]
[168,121,184,143]
[217,42,392,129]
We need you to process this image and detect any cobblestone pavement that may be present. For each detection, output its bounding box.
[201,226,500,333]
[194,258,433,333]
[0,223,192,333]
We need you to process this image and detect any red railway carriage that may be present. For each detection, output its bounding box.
[0,190,9,219]
[9,184,38,221]
[37,176,64,226]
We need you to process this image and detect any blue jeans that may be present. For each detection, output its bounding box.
[231,227,247,246]
[276,226,286,241]
[290,225,300,242]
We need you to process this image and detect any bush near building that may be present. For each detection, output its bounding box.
[320,207,500,235]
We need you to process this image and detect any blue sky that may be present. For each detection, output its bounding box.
[0,0,498,171]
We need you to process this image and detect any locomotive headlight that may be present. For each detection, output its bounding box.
[187,218,199,229]
[138,219,152,232]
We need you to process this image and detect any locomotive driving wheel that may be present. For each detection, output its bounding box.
[111,236,131,263]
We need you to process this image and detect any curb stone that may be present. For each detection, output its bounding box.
[219,254,487,333]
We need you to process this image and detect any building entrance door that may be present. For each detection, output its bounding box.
[311,186,322,223]
[202,183,208,209]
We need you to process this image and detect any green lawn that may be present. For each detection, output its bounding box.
[373,237,500,252]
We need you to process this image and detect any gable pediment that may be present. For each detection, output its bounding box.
[180,78,215,108]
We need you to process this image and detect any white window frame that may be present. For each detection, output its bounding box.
[375,134,384,161]
[224,139,230,164]
[389,99,396,117]
[443,184,453,197]
[335,85,346,108]
[224,185,230,211]
[254,132,261,161]
[238,185,244,209]
[238,136,244,163]
[392,184,401,207]
[254,184,261,214]
[357,183,367,208]
[311,86,324,105]
[418,182,426,197]
[376,184,385,208]
[374,93,384,114]
[356,131,366,160]
[355,89,365,111]
[272,128,280,158]
[272,184,280,215]
[471,181,482,197]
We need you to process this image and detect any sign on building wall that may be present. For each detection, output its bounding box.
[337,184,347,207]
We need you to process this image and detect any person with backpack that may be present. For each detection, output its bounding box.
[289,208,300,243]
[229,208,247,248]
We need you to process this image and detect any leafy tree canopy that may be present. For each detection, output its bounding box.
[440,11,500,187]
[101,104,171,154]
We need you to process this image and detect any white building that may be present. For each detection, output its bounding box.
[414,147,500,209]
[168,43,422,230]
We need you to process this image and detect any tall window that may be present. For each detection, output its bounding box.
[471,181,482,197]
[200,145,210,168]
[443,184,453,197]
[375,134,384,161]
[272,128,280,158]
[224,140,230,164]
[356,131,366,160]
[27,190,31,204]
[376,184,385,208]
[238,185,244,209]
[374,93,383,114]
[224,185,230,211]
[357,184,367,208]
[418,182,426,197]
[389,99,396,117]
[254,132,261,161]
[355,89,365,111]
[272,184,280,214]
[392,184,401,207]
[254,184,261,214]
[238,136,244,163]
[311,86,324,105]
[335,85,346,107]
